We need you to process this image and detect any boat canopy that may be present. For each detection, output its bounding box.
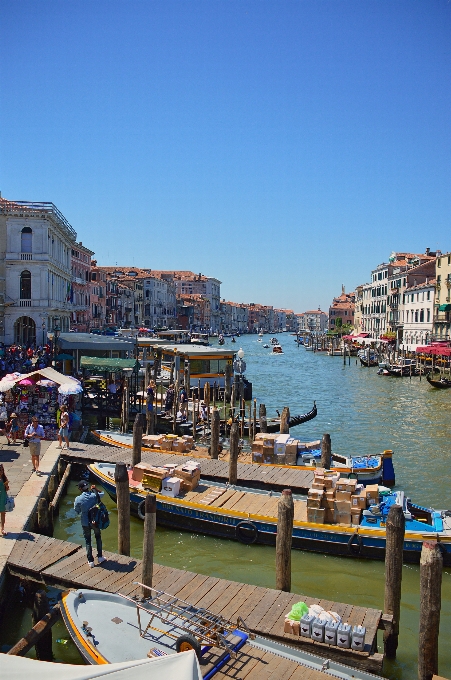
[1,651,201,680]
[80,357,141,372]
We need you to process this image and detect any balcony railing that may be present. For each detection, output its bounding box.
[21,253,32,261]
[19,299,32,307]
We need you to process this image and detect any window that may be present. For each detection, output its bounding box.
[21,227,32,253]
[427,309,430,323]
[415,311,418,322]
[20,270,31,299]
[427,291,430,301]
[438,259,441,267]
[420,310,424,322]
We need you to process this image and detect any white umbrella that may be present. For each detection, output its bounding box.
[0,380,16,393]
[58,382,83,395]
[36,379,57,387]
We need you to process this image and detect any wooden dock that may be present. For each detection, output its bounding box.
[6,532,385,673]
[63,443,315,493]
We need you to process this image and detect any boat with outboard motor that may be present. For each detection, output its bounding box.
[89,461,451,563]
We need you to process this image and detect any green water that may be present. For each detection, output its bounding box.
[4,334,451,678]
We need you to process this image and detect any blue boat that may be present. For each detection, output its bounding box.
[89,462,451,565]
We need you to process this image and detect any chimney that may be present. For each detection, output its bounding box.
[426,248,430,256]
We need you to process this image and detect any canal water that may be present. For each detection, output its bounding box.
[2,333,451,678]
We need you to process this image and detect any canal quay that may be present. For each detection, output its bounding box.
[1,334,451,679]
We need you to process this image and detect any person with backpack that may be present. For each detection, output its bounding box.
[74,480,107,568]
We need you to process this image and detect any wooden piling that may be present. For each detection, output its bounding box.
[47,475,57,504]
[57,457,66,483]
[225,363,232,403]
[32,590,53,661]
[252,399,257,442]
[229,422,239,485]
[37,498,53,537]
[276,489,294,592]
[132,413,143,467]
[7,604,61,657]
[115,462,131,556]
[210,408,220,459]
[142,494,157,595]
[321,434,331,470]
[418,541,443,680]
[383,504,405,659]
[259,403,267,433]
[280,407,290,434]
[50,463,72,516]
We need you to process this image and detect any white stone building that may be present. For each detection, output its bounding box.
[297,309,328,333]
[0,198,76,346]
[400,280,436,351]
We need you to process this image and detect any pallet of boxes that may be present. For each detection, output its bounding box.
[132,460,201,498]
[307,469,374,526]
[251,433,298,465]
[142,433,195,453]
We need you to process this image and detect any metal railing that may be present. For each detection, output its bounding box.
[0,199,77,241]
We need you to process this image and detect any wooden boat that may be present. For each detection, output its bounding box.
[427,374,451,389]
[359,357,379,367]
[89,462,451,564]
[272,345,283,354]
[60,587,248,674]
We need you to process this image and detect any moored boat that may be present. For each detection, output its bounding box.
[426,374,451,389]
[89,461,451,564]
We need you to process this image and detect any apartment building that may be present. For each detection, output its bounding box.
[297,309,328,334]
[400,280,436,350]
[247,303,274,332]
[329,288,355,331]
[71,241,94,332]
[90,264,107,329]
[0,197,77,345]
[154,271,221,332]
[434,251,451,340]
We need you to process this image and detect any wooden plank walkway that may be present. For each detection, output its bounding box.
[64,443,315,493]
[7,532,383,673]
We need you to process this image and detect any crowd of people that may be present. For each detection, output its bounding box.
[0,344,53,378]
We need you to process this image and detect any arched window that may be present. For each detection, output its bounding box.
[20,270,31,299]
[21,227,32,253]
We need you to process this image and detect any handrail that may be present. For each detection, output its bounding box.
[0,199,77,241]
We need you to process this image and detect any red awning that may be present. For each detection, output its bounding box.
[416,345,451,356]
[358,333,371,337]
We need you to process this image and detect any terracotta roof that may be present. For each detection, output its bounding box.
[406,279,436,291]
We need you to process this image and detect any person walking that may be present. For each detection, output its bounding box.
[74,480,107,568]
[24,416,46,475]
[6,413,19,445]
[179,386,188,417]
[164,384,175,414]
[0,464,9,536]
[57,404,70,450]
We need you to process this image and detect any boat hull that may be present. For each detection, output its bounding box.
[90,464,450,565]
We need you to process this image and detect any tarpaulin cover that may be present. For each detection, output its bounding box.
[1,651,201,680]
[80,356,140,372]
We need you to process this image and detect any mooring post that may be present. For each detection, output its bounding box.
[32,590,53,661]
[321,434,331,470]
[259,403,267,433]
[279,407,290,434]
[47,475,57,503]
[132,413,143,467]
[37,498,53,537]
[383,504,405,658]
[57,457,66,483]
[276,489,294,592]
[225,363,232,403]
[115,462,130,556]
[210,408,220,459]
[142,494,157,595]
[252,399,257,441]
[418,541,443,680]
[229,422,239,485]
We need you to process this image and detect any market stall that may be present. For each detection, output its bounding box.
[0,367,82,441]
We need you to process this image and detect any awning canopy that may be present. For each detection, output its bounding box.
[80,356,140,373]
[438,304,451,312]
[416,344,451,356]
[0,367,78,389]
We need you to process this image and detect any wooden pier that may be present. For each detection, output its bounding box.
[63,443,315,493]
[6,531,385,673]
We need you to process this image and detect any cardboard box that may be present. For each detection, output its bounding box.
[351,509,362,525]
[255,432,279,441]
[308,488,323,500]
[351,493,367,509]
[142,434,164,447]
[311,482,325,491]
[285,452,297,466]
[160,438,173,451]
[285,440,298,456]
[336,479,348,492]
[252,442,264,454]
[284,619,300,636]
[307,498,323,509]
[346,479,358,493]
[252,452,263,464]
[323,477,333,489]
[160,476,181,498]
[365,484,379,504]
[263,447,275,464]
[323,499,335,510]
[334,512,352,525]
[334,500,352,514]
[324,508,335,524]
[307,507,326,524]
[275,454,286,465]
[325,489,335,500]
[172,439,187,453]
[335,490,352,502]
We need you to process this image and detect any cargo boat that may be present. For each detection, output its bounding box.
[89,461,451,564]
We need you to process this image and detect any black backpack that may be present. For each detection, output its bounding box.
[88,491,110,530]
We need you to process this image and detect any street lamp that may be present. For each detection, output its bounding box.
[53,316,61,366]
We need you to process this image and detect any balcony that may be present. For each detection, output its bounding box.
[21,253,32,261]
[19,299,32,307]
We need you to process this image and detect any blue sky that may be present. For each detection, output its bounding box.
[1,1,450,312]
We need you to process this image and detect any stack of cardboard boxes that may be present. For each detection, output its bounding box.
[252,433,298,465]
[142,433,194,453]
[131,460,201,496]
[307,470,379,526]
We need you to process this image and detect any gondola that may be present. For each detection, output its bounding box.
[359,357,379,367]
[385,366,420,377]
[261,402,317,433]
[427,374,451,389]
